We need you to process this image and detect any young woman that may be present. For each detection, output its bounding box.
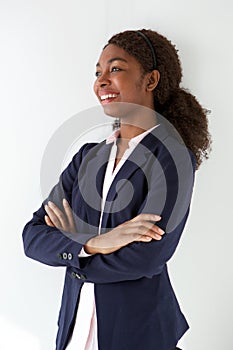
[23,29,211,350]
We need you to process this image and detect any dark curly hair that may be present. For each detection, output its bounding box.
[107,29,211,169]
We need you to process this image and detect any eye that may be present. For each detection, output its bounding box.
[95,71,101,77]
[111,66,122,72]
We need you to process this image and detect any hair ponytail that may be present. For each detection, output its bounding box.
[155,88,211,169]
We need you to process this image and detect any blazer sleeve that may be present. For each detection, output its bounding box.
[22,143,95,267]
[71,144,196,284]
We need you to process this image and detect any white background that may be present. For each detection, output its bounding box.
[0,0,233,349]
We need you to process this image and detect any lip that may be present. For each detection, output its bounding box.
[98,90,120,104]
[98,90,119,96]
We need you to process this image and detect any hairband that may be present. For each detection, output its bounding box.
[136,31,157,70]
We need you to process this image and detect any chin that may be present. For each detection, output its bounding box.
[101,102,122,118]
[101,101,142,120]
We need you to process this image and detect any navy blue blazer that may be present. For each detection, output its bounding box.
[23,124,195,350]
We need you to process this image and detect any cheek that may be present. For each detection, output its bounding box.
[122,85,141,101]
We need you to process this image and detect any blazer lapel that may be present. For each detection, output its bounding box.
[82,123,170,230]
[105,124,169,202]
[80,142,112,215]
[105,147,149,204]
[101,123,170,229]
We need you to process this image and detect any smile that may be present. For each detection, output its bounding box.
[100,93,119,101]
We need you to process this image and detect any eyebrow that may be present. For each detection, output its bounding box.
[96,57,128,67]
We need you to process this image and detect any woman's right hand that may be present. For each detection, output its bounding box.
[84,213,165,255]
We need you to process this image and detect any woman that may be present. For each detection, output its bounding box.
[23,29,211,350]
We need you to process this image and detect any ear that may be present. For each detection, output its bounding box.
[146,70,160,91]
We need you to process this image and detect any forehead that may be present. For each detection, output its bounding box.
[97,44,140,67]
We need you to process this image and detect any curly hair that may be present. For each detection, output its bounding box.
[107,29,211,169]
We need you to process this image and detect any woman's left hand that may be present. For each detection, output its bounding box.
[44,199,76,233]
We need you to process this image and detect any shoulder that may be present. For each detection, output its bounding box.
[71,139,108,165]
[148,124,196,172]
[72,142,99,162]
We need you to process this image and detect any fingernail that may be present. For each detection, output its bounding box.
[159,229,165,235]
[48,201,54,207]
[63,198,68,205]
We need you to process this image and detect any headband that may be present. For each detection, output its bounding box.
[136,31,157,70]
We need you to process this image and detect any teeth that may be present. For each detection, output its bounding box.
[100,94,118,101]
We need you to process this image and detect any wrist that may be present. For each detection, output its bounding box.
[84,237,98,254]
[84,234,118,255]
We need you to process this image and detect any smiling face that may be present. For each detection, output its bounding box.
[93,44,158,119]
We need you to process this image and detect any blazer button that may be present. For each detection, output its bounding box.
[71,272,86,280]
[75,273,82,279]
[71,272,76,279]
[79,273,87,281]
[68,253,73,260]
[62,252,68,260]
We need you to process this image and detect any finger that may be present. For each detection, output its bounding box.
[48,201,67,228]
[131,213,161,223]
[118,225,163,242]
[146,230,163,240]
[140,223,164,240]
[63,199,75,225]
[44,204,62,228]
[137,228,163,240]
[44,215,55,227]
[140,221,165,236]
[135,230,162,241]
[134,234,152,242]
[124,220,165,237]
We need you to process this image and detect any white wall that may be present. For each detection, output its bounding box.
[0,0,232,349]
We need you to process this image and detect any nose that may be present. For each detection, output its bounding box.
[96,72,111,88]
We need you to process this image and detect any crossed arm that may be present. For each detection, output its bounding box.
[44,198,165,255]
[23,141,195,283]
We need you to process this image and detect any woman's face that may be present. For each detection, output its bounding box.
[93,44,154,118]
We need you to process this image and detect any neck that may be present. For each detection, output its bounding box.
[119,109,157,140]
